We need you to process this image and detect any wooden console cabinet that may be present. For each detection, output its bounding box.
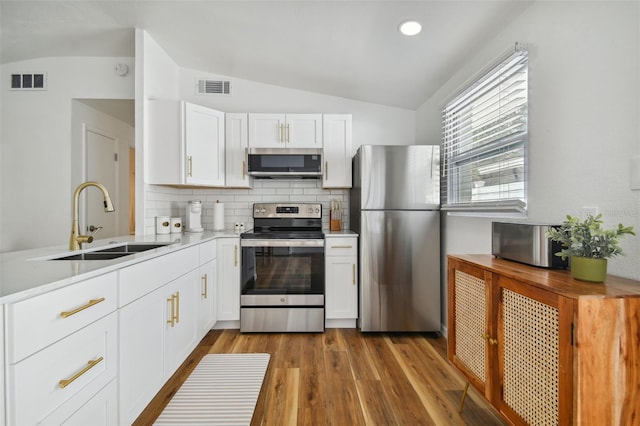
[447,254,640,425]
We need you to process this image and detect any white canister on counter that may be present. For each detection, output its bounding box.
[170,217,182,233]
[156,216,170,234]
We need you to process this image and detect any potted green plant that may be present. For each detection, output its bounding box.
[546,214,635,282]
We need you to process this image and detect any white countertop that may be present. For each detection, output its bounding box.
[0,230,240,304]
[324,230,359,236]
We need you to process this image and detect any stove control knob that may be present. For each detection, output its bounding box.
[315,207,320,213]
[260,208,266,214]
[308,207,313,214]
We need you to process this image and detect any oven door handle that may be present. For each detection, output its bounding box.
[240,239,325,247]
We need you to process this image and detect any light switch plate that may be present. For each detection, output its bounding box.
[631,156,640,190]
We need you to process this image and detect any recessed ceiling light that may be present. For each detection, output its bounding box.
[399,20,422,36]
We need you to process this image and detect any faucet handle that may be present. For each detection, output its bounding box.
[89,225,103,235]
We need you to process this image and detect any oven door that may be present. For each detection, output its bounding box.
[240,239,325,332]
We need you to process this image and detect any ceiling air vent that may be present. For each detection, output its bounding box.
[10,73,47,90]
[196,79,231,96]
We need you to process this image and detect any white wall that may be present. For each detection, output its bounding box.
[416,0,640,327]
[1,57,134,252]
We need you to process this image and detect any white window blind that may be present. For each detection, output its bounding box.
[442,46,528,212]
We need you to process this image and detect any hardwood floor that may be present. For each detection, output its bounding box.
[134,329,505,425]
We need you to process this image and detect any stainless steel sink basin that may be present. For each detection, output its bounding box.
[93,243,172,253]
[49,252,133,261]
[47,242,173,260]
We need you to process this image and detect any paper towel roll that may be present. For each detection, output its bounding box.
[213,202,225,231]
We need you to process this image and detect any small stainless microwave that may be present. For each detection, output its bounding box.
[247,148,323,177]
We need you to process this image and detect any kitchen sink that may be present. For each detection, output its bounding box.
[47,242,174,261]
[49,252,133,261]
[93,243,172,253]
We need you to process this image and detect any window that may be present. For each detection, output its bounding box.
[441,46,528,212]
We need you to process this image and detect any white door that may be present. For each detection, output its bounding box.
[85,127,118,239]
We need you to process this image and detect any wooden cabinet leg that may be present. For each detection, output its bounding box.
[459,382,470,413]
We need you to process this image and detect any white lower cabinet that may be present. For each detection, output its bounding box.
[8,312,118,425]
[118,268,200,425]
[198,241,218,335]
[325,235,358,326]
[216,237,240,323]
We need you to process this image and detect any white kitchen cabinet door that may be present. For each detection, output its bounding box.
[325,236,358,320]
[286,114,322,148]
[322,114,353,188]
[185,102,225,186]
[248,113,322,148]
[164,269,200,376]
[147,99,225,187]
[118,285,166,425]
[216,237,240,322]
[197,259,217,336]
[225,113,251,187]
[248,113,285,148]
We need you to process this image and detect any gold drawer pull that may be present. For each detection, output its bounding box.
[352,264,356,285]
[331,245,353,249]
[59,356,104,388]
[167,294,176,327]
[202,274,208,298]
[60,297,106,318]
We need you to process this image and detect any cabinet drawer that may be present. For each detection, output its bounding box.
[325,239,357,257]
[51,379,117,426]
[7,272,117,364]
[199,240,217,264]
[119,245,199,306]
[8,312,118,426]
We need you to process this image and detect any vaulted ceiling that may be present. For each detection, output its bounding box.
[1,1,533,109]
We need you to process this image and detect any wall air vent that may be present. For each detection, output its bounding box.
[196,79,231,95]
[10,73,47,90]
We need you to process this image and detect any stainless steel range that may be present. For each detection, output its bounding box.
[240,203,325,332]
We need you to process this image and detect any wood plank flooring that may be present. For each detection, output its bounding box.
[134,329,505,425]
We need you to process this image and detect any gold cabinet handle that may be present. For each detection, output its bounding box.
[60,297,106,318]
[234,245,238,267]
[242,160,246,180]
[286,124,290,143]
[279,124,284,143]
[167,295,176,327]
[188,156,193,177]
[352,264,356,285]
[59,356,104,388]
[331,245,353,249]
[325,161,328,180]
[175,291,180,324]
[202,273,208,298]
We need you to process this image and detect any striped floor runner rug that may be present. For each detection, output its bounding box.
[154,353,271,425]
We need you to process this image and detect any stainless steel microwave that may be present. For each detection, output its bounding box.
[246,148,323,177]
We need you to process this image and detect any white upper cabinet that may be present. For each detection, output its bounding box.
[322,114,353,188]
[248,113,322,148]
[225,113,251,188]
[147,99,225,187]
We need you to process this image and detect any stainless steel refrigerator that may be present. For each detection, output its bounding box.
[350,145,440,332]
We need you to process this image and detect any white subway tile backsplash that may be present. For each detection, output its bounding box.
[144,179,349,233]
